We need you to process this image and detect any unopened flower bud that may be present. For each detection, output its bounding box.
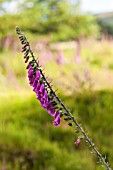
[21,48,26,52]
[68,122,72,126]
[74,138,81,146]
[25,56,29,63]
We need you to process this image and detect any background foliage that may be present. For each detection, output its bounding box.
[0,0,99,44]
[0,0,113,170]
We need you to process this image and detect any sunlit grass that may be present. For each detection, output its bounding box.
[1,39,113,92]
[0,40,113,169]
[0,91,108,170]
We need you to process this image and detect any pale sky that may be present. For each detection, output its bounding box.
[2,0,113,14]
[81,0,113,13]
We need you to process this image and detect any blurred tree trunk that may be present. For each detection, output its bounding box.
[75,38,81,64]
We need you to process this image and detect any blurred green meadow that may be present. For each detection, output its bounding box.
[0,39,113,169]
[1,0,113,169]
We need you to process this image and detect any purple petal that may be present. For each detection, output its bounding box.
[32,78,38,89]
[48,107,55,116]
[28,69,34,78]
[36,70,40,80]
[42,90,48,100]
[29,77,35,86]
[28,66,32,72]
[39,84,45,93]
[53,111,60,127]
[45,101,55,116]
[41,97,49,109]
[34,82,41,93]
[37,93,42,101]
[46,102,52,111]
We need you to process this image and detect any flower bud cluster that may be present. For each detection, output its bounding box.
[17,29,60,127]
[27,64,60,126]
[16,27,75,127]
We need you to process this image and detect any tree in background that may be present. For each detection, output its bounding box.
[0,0,99,51]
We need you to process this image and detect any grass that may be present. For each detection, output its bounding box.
[1,39,113,92]
[0,91,111,170]
[0,39,113,169]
